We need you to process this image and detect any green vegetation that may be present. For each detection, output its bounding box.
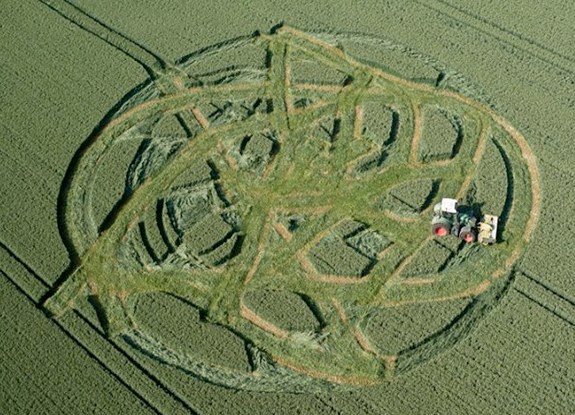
[308,235,373,276]
[242,290,320,332]
[346,228,391,259]
[0,276,157,415]
[3,0,575,413]
[133,293,250,370]
[473,137,509,217]
[181,37,268,84]
[362,102,396,143]
[291,51,348,85]
[349,103,398,175]
[384,177,436,216]
[39,25,536,391]
[400,239,454,278]
[152,114,189,138]
[182,213,234,254]
[235,133,277,173]
[92,138,143,227]
[417,106,462,163]
[363,298,471,355]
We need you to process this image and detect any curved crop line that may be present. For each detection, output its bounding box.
[279,25,540,260]
[47,79,155,303]
[394,273,513,374]
[354,277,508,384]
[330,298,396,378]
[239,301,289,339]
[472,118,490,165]
[44,25,541,388]
[216,29,534,384]
[415,0,575,79]
[67,82,268,256]
[380,280,492,308]
[491,137,514,237]
[314,28,492,104]
[271,356,378,386]
[122,326,344,393]
[50,83,338,317]
[176,34,261,68]
[37,0,175,78]
[47,115,274,314]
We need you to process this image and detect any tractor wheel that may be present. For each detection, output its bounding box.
[432,223,449,237]
[459,226,477,243]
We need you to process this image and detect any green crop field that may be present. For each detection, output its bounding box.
[1,0,575,413]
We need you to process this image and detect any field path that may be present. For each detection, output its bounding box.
[239,301,289,339]
[39,22,543,390]
[281,25,541,267]
[37,0,184,79]
[408,100,423,165]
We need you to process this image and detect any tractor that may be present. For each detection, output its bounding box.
[431,198,498,244]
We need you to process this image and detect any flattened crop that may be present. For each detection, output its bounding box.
[43,25,539,392]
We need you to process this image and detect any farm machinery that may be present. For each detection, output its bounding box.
[431,198,498,244]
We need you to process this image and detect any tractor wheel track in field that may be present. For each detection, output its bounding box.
[513,270,575,329]
[48,25,540,388]
[0,240,202,415]
[514,288,575,329]
[24,0,544,390]
[36,0,178,79]
[283,24,541,250]
[413,0,575,79]
[0,268,197,415]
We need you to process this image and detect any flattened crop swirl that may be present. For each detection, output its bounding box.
[44,25,540,392]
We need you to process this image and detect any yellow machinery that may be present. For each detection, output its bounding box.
[478,214,498,244]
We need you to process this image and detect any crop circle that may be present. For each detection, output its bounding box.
[46,26,540,392]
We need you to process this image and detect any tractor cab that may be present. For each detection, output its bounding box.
[435,198,458,219]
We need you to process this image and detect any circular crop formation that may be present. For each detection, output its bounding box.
[45,26,540,392]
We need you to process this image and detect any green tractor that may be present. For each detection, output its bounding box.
[431,198,498,244]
